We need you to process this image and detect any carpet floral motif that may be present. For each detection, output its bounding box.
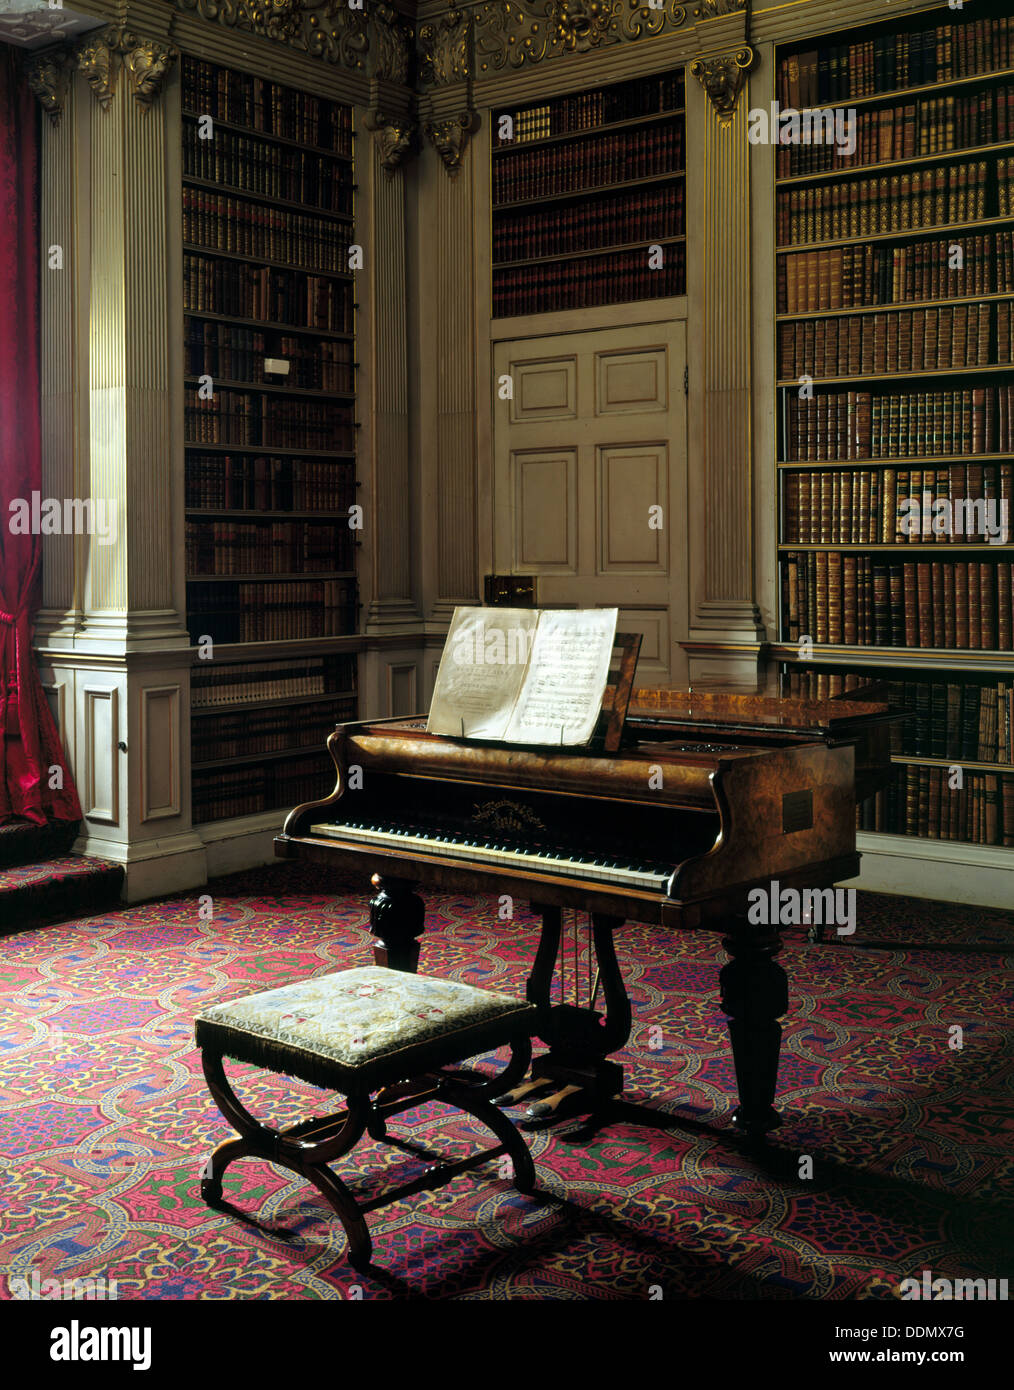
[0,867,1011,1300]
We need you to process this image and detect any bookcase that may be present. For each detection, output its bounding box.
[773,2,1014,857]
[180,57,359,825]
[491,70,686,317]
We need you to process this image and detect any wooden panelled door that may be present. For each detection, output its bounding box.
[492,321,688,687]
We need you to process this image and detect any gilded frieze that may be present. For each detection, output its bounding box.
[418,4,471,88]
[473,0,690,73]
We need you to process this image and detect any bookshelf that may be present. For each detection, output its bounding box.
[491,70,686,317]
[180,57,359,825]
[774,2,1014,859]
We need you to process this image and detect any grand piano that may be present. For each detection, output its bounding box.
[276,690,895,1136]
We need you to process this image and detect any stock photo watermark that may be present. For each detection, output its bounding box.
[8,493,117,546]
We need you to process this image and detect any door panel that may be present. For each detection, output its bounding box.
[493,321,687,686]
[514,450,577,571]
[512,357,578,421]
[597,444,668,574]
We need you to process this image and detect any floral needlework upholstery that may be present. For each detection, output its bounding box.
[195,967,538,1095]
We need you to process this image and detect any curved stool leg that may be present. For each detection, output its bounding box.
[200,1136,257,1205]
[439,1080,537,1195]
[297,1162,374,1271]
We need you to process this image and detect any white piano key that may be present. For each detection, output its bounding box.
[309,822,671,892]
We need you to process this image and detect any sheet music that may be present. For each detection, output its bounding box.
[426,607,538,738]
[426,606,618,745]
[504,608,618,745]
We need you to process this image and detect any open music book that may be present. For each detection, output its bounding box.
[427,606,619,746]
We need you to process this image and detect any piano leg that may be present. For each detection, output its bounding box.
[368,873,426,972]
[719,915,789,1138]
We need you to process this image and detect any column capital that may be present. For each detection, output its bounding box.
[74,25,178,112]
[690,46,754,121]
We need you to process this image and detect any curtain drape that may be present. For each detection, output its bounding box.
[0,47,81,825]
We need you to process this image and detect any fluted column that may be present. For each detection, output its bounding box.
[366,141,419,629]
[680,6,765,688]
[84,39,183,645]
[37,61,82,633]
[32,26,205,900]
[434,146,478,617]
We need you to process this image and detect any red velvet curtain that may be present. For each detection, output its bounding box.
[0,47,81,825]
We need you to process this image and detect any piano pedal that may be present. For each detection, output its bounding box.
[493,1075,556,1108]
[523,1083,585,1123]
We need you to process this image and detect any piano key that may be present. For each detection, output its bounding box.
[309,821,672,892]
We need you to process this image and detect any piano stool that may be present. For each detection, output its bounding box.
[194,966,540,1271]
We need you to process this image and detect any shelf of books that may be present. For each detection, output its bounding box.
[181,56,358,825]
[491,70,686,316]
[774,2,1014,860]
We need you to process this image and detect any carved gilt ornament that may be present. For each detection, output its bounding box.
[425,110,481,176]
[690,47,753,121]
[59,28,178,112]
[75,31,116,108]
[25,52,71,126]
[365,108,418,174]
[474,0,688,72]
[171,0,370,71]
[691,0,746,16]
[368,3,413,85]
[121,35,179,109]
[417,3,471,87]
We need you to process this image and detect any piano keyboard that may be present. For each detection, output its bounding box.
[309,819,673,893]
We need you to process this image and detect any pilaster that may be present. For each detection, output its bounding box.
[32,24,204,900]
[684,2,766,688]
[363,137,420,633]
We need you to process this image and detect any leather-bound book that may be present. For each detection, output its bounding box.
[904,765,919,836]
[840,469,853,543]
[890,566,906,646]
[979,561,995,649]
[1002,778,1014,847]
[827,550,843,643]
[927,767,941,840]
[903,561,919,646]
[931,682,948,758]
[946,683,962,759]
[815,550,829,643]
[961,683,981,761]
[881,467,896,542]
[943,562,957,647]
[917,765,930,838]
[998,559,1012,650]
[786,553,800,640]
[916,562,933,646]
[932,561,946,645]
[913,681,931,755]
[842,555,858,644]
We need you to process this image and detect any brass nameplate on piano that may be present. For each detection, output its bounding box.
[782,789,813,834]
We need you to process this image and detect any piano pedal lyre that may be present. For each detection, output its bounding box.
[497,909,619,1124]
[493,1074,557,1108]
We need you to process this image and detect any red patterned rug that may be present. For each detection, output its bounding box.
[0,864,1011,1300]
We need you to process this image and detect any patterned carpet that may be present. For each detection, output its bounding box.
[0,854,125,932]
[0,864,1011,1300]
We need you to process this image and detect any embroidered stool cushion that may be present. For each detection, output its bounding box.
[195,965,537,1096]
[196,966,540,1269]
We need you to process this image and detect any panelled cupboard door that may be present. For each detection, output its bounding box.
[492,321,688,686]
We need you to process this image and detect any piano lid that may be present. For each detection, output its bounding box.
[620,689,893,737]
